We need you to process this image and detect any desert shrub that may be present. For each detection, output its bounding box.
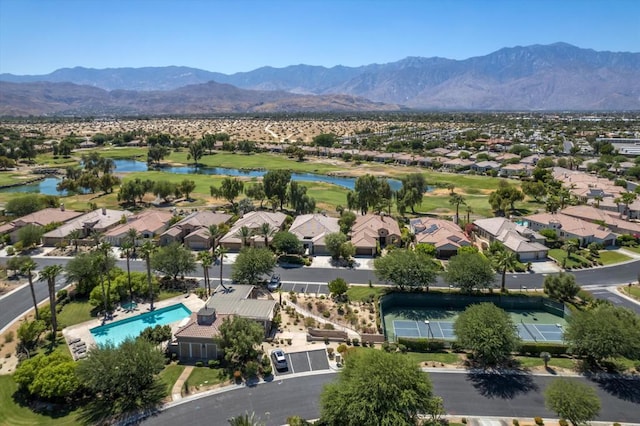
[322,311,330,318]
[336,344,347,354]
[513,420,519,426]
[304,317,316,328]
[558,420,568,426]
[4,331,14,343]
[327,347,335,359]
[534,417,544,425]
[323,323,335,330]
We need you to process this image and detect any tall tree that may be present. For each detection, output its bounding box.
[219,316,265,366]
[454,302,521,365]
[215,245,229,291]
[263,169,292,210]
[320,349,437,426]
[374,249,439,291]
[211,177,244,209]
[493,249,518,292]
[187,140,204,166]
[151,242,196,281]
[20,257,39,320]
[234,226,253,248]
[97,241,116,320]
[206,223,222,253]
[449,193,466,224]
[397,173,427,214]
[231,247,276,284]
[140,241,157,311]
[257,222,275,248]
[543,273,580,302]
[197,251,213,296]
[545,379,601,426]
[245,183,266,209]
[41,264,63,336]
[120,238,135,306]
[443,251,496,292]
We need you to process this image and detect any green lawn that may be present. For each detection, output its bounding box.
[515,356,576,370]
[0,375,79,426]
[619,284,640,300]
[0,172,38,186]
[597,250,632,265]
[347,286,387,302]
[159,364,186,397]
[403,351,461,365]
[184,366,228,391]
[621,245,640,254]
[548,249,591,268]
[57,299,97,328]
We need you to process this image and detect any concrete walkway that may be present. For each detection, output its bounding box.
[171,365,194,401]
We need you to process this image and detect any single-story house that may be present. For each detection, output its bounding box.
[42,208,133,247]
[173,284,277,361]
[0,206,83,244]
[350,214,401,256]
[524,212,617,247]
[159,211,232,249]
[410,217,470,258]
[560,205,640,236]
[288,213,340,256]
[104,209,174,246]
[470,161,501,174]
[473,217,548,261]
[219,211,287,252]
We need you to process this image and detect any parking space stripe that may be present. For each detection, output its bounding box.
[306,352,312,371]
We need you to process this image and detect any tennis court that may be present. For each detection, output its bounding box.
[392,318,564,343]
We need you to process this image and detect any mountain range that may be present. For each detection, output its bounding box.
[1,42,639,115]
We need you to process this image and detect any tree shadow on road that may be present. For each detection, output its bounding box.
[466,368,539,399]
[588,374,640,403]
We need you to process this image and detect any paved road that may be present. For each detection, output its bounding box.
[2,255,640,331]
[142,372,640,426]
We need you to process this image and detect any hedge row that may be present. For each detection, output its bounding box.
[518,342,568,356]
[397,337,447,352]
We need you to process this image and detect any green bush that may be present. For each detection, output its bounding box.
[208,359,219,368]
[5,246,14,256]
[513,420,520,426]
[195,361,203,367]
[352,338,360,346]
[559,420,568,426]
[262,364,272,376]
[244,360,259,378]
[518,342,568,356]
[534,417,544,425]
[4,331,14,343]
[398,337,447,352]
[323,323,335,330]
[322,311,330,318]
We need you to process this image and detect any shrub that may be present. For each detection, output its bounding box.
[513,420,519,426]
[323,323,335,330]
[286,338,292,345]
[534,417,544,425]
[56,289,68,301]
[397,337,447,352]
[462,418,467,424]
[345,338,352,346]
[244,361,259,378]
[518,342,568,356]
[322,311,330,318]
[336,344,347,354]
[195,361,203,367]
[208,359,219,368]
[4,331,14,343]
[304,317,316,327]
[352,338,360,346]
[558,420,568,426]
[5,246,14,256]
[262,364,272,376]
[327,347,335,359]
[324,337,329,345]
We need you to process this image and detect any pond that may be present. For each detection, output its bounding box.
[2,159,412,195]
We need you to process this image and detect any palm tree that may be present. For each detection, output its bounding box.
[562,239,580,261]
[465,205,474,224]
[20,257,39,320]
[97,241,115,321]
[215,245,229,291]
[68,229,82,253]
[235,226,253,248]
[449,193,466,224]
[206,224,222,253]
[257,222,275,248]
[593,195,603,208]
[41,264,63,337]
[140,241,157,311]
[494,250,518,293]
[90,230,104,250]
[126,228,139,256]
[228,412,263,426]
[197,251,213,296]
[615,191,638,219]
[121,238,135,305]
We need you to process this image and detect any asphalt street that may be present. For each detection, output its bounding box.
[2,255,640,331]
[142,372,640,426]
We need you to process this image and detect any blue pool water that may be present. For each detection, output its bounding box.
[90,303,191,347]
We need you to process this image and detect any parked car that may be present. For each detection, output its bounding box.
[267,274,281,291]
[271,348,288,370]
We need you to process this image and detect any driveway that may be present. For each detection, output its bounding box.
[272,348,330,376]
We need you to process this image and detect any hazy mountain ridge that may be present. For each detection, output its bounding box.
[0,80,399,116]
[1,43,639,112]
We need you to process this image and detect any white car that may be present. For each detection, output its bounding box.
[271,348,288,370]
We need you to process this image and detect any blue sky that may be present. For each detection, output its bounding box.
[1,0,638,75]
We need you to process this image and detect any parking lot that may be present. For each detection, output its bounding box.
[279,282,329,295]
[272,348,330,376]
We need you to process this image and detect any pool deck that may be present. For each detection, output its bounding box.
[62,294,206,358]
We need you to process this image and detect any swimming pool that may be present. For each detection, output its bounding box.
[90,303,191,346]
